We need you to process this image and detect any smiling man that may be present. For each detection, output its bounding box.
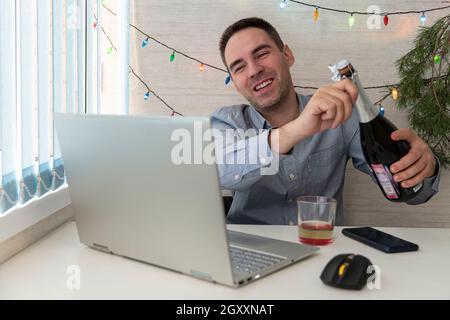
[211,17,441,225]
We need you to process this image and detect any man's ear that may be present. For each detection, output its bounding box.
[283,45,295,67]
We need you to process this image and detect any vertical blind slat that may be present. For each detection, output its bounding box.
[77,0,86,114]
[0,0,19,213]
[119,0,130,115]
[53,0,65,190]
[96,0,103,114]
[86,0,97,114]
[37,0,52,196]
[20,0,38,203]
[66,0,77,114]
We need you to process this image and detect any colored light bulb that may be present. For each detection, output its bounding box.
[391,88,398,100]
[313,7,319,21]
[434,54,442,64]
[348,14,355,27]
[420,12,426,25]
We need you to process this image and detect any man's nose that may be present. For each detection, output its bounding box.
[248,60,264,79]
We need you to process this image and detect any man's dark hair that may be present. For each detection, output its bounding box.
[219,17,285,70]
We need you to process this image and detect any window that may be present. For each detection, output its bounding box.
[0,0,130,216]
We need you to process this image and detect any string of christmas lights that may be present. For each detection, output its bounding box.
[95,15,183,116]
[129,66,184,116]
[99,2,448,115]
[101,3,228,74]
[100,3,404,92]
[282,1,450,27]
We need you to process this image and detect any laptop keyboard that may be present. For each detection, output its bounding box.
[229,246,286,275]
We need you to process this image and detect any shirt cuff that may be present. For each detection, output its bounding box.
[406,156,441,205]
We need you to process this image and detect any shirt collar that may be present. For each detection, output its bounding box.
[248,92,303,129]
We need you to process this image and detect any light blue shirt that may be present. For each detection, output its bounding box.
[211,93,441,225]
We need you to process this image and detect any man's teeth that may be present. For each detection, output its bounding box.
[255,80,273,91]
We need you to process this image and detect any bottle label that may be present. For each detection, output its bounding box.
[370,164,400,199]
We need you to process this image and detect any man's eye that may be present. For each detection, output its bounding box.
[257,52,269,58]
[234,66,244,73]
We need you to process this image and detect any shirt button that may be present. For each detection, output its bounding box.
[289,173,296,180]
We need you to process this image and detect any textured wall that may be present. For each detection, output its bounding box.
[106,0,450,227]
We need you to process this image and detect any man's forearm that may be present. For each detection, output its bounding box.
[269,120,308,154]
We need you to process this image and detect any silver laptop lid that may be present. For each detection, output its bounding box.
[55,113,234,285]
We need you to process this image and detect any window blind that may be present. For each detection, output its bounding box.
[1,0,130,215]
[0,0,84,214]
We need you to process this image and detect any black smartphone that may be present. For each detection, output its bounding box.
[342,227,419,253]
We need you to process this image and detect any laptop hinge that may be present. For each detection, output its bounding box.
[92,243,112,253]
[190,270,212,282]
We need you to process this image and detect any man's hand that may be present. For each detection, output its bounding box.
[270,79,358,154]
[296,79,358,137]
[390,128,437,188]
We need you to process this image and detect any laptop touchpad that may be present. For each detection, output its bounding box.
[228,230,280,249]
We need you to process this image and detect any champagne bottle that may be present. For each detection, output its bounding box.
[329,59,423,202]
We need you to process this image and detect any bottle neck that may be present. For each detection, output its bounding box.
[352,74,379,123]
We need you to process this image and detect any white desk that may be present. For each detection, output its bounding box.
[0,221,449,299]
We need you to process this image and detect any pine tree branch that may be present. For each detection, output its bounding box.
[395,14,450,166]
[430,17,450,119]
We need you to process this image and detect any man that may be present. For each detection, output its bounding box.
[211,17,440,225]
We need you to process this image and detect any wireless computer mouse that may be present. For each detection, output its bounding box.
[320,253,373,290]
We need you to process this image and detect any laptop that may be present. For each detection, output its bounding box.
[55,113,318,287]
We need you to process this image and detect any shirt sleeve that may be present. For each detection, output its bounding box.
[345,111,374,178]
[405,157,441,205]
[210,109,277,191]
[345,111,441,205]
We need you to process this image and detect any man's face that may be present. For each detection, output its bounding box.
[224,27,295,111]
